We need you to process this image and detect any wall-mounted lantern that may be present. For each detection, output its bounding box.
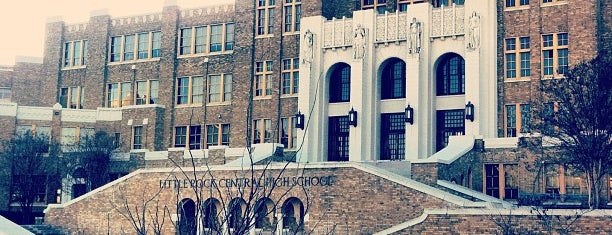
[295,111,305,130]
[348,108,358,127]
[465,101,475,122]
[405,105,414,124]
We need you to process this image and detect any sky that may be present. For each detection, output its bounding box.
[0,0,234,65]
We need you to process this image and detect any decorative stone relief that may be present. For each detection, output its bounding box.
[302,29,314,64]
[353,24,366,60]
[408,17,422,55]
[467,11,481,49]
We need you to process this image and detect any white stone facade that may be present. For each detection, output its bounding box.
[297,2,497,162]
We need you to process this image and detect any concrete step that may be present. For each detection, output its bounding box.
[21,224,66,235]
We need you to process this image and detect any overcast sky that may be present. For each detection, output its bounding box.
[0,0,234,65]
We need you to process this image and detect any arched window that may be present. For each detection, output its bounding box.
[436,53,465,96]
[254,198,275,231]
[282,197,304,233]
[178,198,196,235]
[71,167,87,199]
[202,198,220,231]
[381,58,406,100]
[329,63,351,103]
[228,198,246,231]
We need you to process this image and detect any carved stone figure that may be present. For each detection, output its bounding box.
[302,29,314,64]
[408,17,422,54]
[467,11,480,49]
[353,24,366,60]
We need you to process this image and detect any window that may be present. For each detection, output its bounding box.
[506,0,529,8]
[505,37,530,79]
[545,164,560,194]
[485,164,518,200]
[280,117,298,149]
[16,125,51,146]
[0,87,10,102]
[281,58,299,95]
[132,126,143,149]
[206,124,230,147]
[505,103,531,136]
[362,0,388,14]
[174,126,201,149]
[283,0,301,33]
[253,119,272,144]
[505,105,517,137]
[328,116,350,161]
[110,32,161,62]
[397,0,426,12]
[542,33,568,77]
[381,58,406,100]
[565,167,586,195]
[436,110,465,151]
[179,23,235,55]
[520,104,530,133]
[12,175,47,203]
[256,0,275,36]
[61,127,93,151]
[106,82,132,108]
[60,86,84,109]
[254,61,274,97]
[431,0,464,8]
[208,74,232,103]
[176,76,204,105]
[543,102,557,135]
[380,113,405,160]
[542,0,566,4]
[63,40,88,67]
[135,80,159,105]
[437,54,465,95]
[189,126,202,149]
[329,63,351,103]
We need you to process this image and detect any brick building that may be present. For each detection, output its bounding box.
[0,0,610,233]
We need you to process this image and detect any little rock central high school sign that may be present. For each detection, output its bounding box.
[159,175,336,189]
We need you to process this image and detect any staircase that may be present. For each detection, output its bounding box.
[22,225,66,235]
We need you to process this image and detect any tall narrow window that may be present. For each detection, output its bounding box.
[210,25,223,52]
[254,61,273,97]
[60,86,83,109]
[106,82,131,108]
[485,164,500,198]
[174,126,187,147]
[380,113,405,160]
[328,116,350,161]
[281,58,299,95]
[206,124,230,147]
[137,32,149,59]
[437,53,465,96]
[505,105,517,137]
[72,41,82,66]
[195,26,208,54]
[151,32,161,58]
[542,33,568,77]
[121,82,132,106]
[329,63,351,103]
[280,117,298,149]
[180,28,192,55]
[520,104,530,133]
[123,35,135,61]
[283,0,301,33]
[133,126,143,149]
[0,87,10,103]
[256,0,275,36]
[381,58,406,99]
[189,125,202,149]
[110,37,122,62]
[225,23,235,50]
[135,80,159,105]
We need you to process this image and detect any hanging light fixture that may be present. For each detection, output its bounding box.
[348,108,358,127]
[405,105,414,124]
[465,101,475,122]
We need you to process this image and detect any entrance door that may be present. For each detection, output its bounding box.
[380,113,405,160]
[328,116,349,161]
[436,110,465,151]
